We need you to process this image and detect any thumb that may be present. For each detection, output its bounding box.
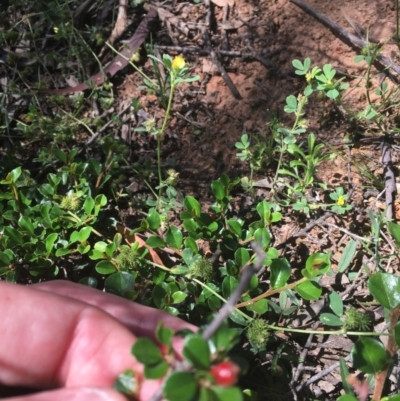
[3,387,129,401]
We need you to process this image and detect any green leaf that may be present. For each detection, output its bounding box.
[254,227,271,248]
[302,252,330,279]
[83,197,95,215]
[337,396,358,401]
[165,226,183,249]
[227,219,242,238]
[338,239,357,273]
[45,233,58,255]
[296,280,322,300]
[183,335,210,369]
[162,372,197,401]
[156,323,174,346]
[339,357,354,396]
[319,313,343,326]
[147,209,161,230]
[9,167,22,183]
[18,216,35,236]
[183,218,198,232]
[395,322,400,349]
[144,360,168,379]
[95,260,117,275]
[222,276,238,299]
[351,337,389,374]
[132,338,163,365]
[368,272,400,309]
[146,235,166,248]
[211,386,243,401]
[211,180,225,201]
[0,252,11,266]
[270,258,291,288]
[170,265,189,275]
[104,272,135,296]
[114,369,137,396]
[4,227,23,245]
[329,291,343,317]
[246,299,268,314]
[172,291,188,304]
[184,196,201,217]
[388,221,400,248]
[234,248,250,268]
[78,226,92,242]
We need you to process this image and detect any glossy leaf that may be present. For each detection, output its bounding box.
[394,321,400,348]
[78,226,92,242]
[329,291,343,317]
[162,372,197,401]
[104,272,135,296]
[228,219,242,238]
[339,358,354,396]
[234,248,250,268]
[338,239,356,273]
[212,181,225,201]
[368,272,400,309]
[114,369,137,396]
[183,335,210,369]
[132,338,163,365]
[302,253,330,279]
[270,258,291,288]
[144,360,168,379]
[156,323,174,346]
[165,226,183,249]
[254,227,271,248]
[18,216,35,236]
[337,396,358,401]
[296,280,322,300]
[146,235,166,248]
[222,276,238,299]
[246,299,268,314]
[211,386,243,401]
[184,196,201,217]
[320,313,343,326]
[172,291,187,304]
[388,221,400,247]
[95,260,117,274]
[45,233,58,254]
[147,209,161,230]
[351,337,388,374]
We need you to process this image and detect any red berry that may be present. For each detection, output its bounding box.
[208,212,217,221]
[160,345,168,355]
[210,361,240,387]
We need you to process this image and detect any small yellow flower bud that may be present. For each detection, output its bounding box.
[337,195,345,206]
[172,56,185,70]
[305,72,312,82]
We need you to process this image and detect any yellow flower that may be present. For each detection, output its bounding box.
[305,72,312,82]
[54,27,59,33]
[172,56,185,70]
[337,195,345,206]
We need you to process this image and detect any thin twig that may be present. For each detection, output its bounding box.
[290,0,400,79]
[294,355,351,392]
[80,102,132,150]
[202,242,264,340]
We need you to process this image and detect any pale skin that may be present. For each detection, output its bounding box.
[0,280,195,401]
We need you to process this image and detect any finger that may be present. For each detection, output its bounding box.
[34,281,196,339]
[0,282,158,399]
[2,387,129,401]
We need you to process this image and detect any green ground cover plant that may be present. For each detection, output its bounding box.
[3,1,400,400]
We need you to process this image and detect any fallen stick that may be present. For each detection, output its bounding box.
[40,8,158,94]
[289,0,400,77]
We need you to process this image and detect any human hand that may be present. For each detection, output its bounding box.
[0,280,195,401]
